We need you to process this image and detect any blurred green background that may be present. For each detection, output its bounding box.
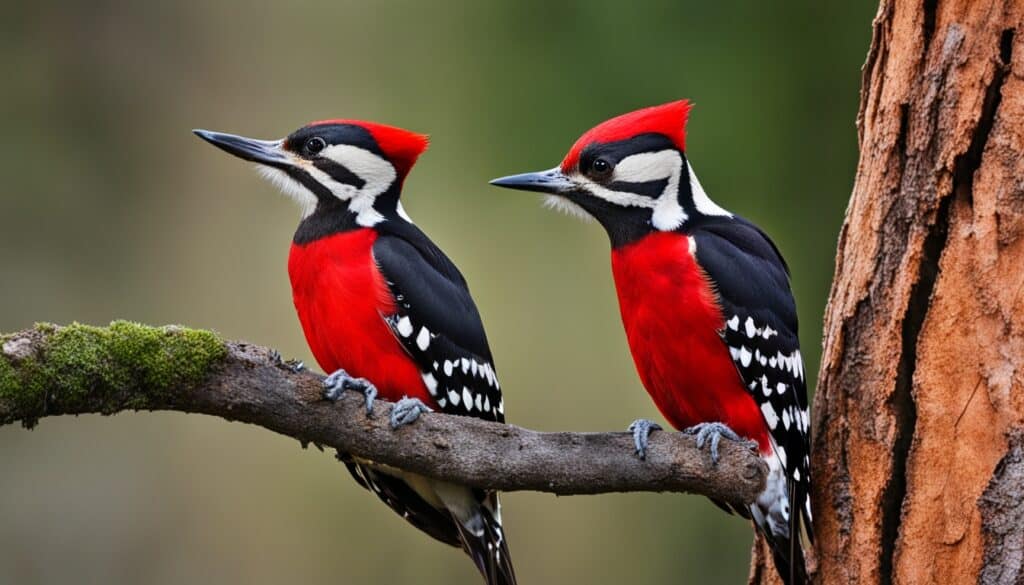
[0,1,875,583]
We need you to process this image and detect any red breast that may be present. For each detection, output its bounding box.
[610,231,771,452]
[288,229,433,405]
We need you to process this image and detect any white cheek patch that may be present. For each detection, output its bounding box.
[629,150,687,231]
[573,174,655,209]
[321,144,398,191]
[317,144,400,227]
[257,166,318,218]
[576,149,687,231]
[612,149,680,184]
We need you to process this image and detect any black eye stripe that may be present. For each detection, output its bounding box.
[312,158,367,189]
[606,178,669,198]
[284,167,335,199]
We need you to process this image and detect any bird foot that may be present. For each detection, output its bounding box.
[390,397,432,428]
[682,421,747,465]
[322,369,378,415]
[627,418,662,460]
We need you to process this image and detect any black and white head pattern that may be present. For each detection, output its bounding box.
[552,135,733,245]
[194,123,416,229]
[261,124,412,226]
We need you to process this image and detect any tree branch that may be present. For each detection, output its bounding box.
[0,322,766,505]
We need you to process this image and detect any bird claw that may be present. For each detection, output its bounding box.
[322,369,378,415]
[270,349,304,372]
[390,397,432,428]
[628,418,662,460]
[683,422,744,465]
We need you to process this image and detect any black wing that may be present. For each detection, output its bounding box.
[370,225,516,585]
[692,218,813,540]
[373,226,504,423]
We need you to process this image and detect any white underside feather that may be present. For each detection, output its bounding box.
[257,166,317,218]
[542,195,593,223]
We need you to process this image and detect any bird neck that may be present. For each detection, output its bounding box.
[293,183,407,245]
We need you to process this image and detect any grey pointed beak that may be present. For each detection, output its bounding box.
[193,129,289,166]
[489,167,576,194]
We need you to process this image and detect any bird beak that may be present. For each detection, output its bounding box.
[489,167,576,194]
[193,129,290,167]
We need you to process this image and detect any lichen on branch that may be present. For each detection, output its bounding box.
[0,321,226,427]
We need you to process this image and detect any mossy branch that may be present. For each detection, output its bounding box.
[0,322,766,504]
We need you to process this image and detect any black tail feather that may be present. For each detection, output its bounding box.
[758,480,811,585]
[453,501,517,585]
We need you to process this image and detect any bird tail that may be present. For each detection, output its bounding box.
[750,459,812,585]
[450,492,517,585]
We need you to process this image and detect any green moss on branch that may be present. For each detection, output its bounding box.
[0,321,227,427]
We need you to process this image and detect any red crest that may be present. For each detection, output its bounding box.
[561,100,692,171]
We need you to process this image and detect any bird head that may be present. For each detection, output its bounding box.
[490,100,730,245]
[194,120,428,226]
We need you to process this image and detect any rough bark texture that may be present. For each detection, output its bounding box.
[0,322,766,504]
[753,0,1024,583]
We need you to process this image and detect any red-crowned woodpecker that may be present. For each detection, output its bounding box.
[491,101,812,584]
[195,121,515,585]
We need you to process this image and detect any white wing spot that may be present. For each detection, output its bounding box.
[776,445,788,468]
[416,327,430,351]
[475,393,483,412]
[761,402,779,429]
[461,358,470,374]
[396,316,413,337]
[739,346,752,368]
[448,389,460,406]
[745,317,757,338]
[421,373,438,396]
[777,382,787,395]
[727,315,740,331]
[782,408,791,430]
[462,387,474,411]
[443,360,454,376]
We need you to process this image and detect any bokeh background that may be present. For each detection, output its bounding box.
[0,2,876,583]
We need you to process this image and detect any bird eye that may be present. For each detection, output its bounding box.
[304,137,326,155]
[590,158,613,179]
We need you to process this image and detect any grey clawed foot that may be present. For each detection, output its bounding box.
[628,418,662,460]
[683,421,744,465]
[390,397,432,428]
[322,369,378,415]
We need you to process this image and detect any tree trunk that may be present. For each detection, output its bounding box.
[752,0,1024,583]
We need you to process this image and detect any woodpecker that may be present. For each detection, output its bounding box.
[490,101,812,584]
[195,120,515,585]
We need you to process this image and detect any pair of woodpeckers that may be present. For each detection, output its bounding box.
[194,100,813,585]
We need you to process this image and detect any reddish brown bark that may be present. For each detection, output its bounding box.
[752,1,1024,582]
